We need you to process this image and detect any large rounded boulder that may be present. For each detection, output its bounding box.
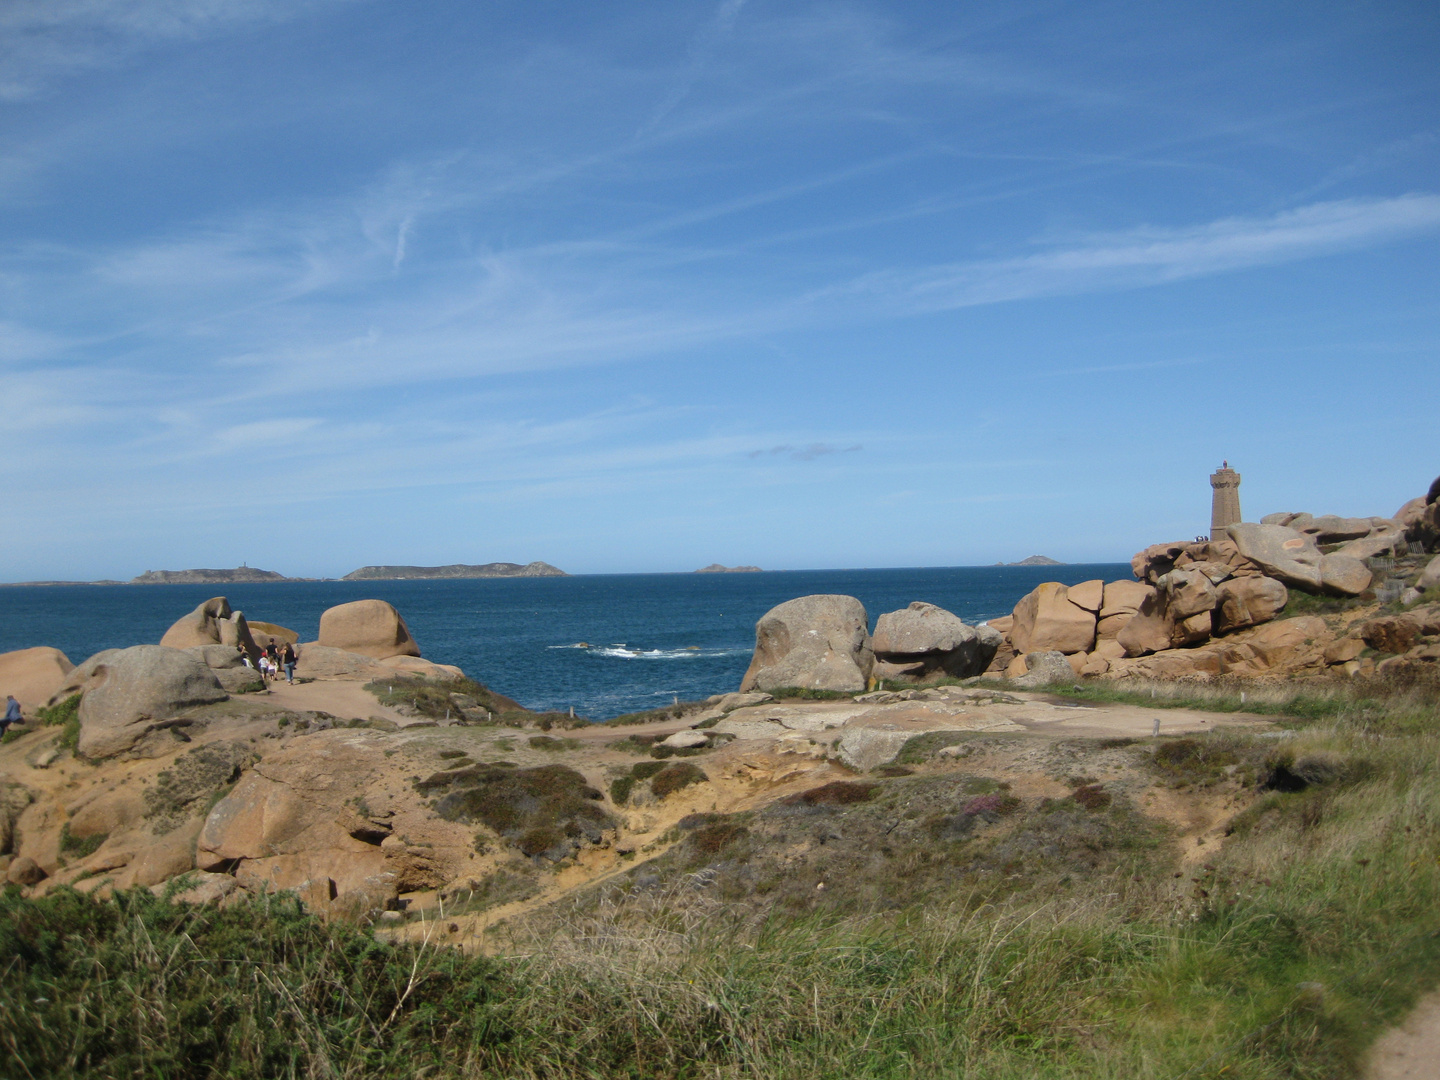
[66,646,228,759]
[0,647,75,709]
[1010,582,1096,656]
[317,600,421,660]
[872,601,999,679]
[160,596,258,653]
[739,594,873,693]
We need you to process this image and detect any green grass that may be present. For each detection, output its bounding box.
[767,686,859,701]
[363,675,553,726]
[35,692,81,753]
[1281,589,1366,617]
[58,822,107,861]
[6,675,1440,1078]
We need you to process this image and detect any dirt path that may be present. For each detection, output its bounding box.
[259,679,412,725]
[1366,992,1440,1079]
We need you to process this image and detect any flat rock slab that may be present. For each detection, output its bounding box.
[709,694,1271,745]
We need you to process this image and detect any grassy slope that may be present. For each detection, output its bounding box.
[4,677,1439,1078]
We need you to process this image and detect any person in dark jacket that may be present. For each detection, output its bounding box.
[2,695,22,737]
[281,642,297,684]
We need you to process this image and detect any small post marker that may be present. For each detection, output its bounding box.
[1152,718,1161,738]
[569,705,575,718]
[1241,691,1246,705]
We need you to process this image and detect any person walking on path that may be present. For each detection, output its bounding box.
[281,642,297,684]
[2,695,22,737]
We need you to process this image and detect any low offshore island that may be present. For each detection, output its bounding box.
[2,560,568,586]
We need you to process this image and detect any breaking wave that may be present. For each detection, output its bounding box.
[548,642,746,661]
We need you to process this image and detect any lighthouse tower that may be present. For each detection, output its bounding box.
[1209,461,1241,539]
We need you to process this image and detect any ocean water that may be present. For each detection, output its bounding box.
[0,565,1129,719]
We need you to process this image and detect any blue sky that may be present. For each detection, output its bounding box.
[2,0,1437,580]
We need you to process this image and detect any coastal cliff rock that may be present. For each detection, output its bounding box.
[195,731,454,905]
[0,647,75,709]
[65,646,228,759]
[247,621,299,646]
[740,594,873,693]
[1214,576,1288,633]
[159,597,259,657]
[1226,524,1327,590]
[1009,582,1095,656]
[1097,581,1152,638]
[184,645,265,693]
[871,602,999,680]
[318,600,421,660]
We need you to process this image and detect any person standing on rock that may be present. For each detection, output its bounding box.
[2,695,21,737]
[281,642,297,684]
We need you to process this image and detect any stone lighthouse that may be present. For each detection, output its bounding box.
[1209,461,1241,539]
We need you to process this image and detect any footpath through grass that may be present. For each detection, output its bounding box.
[5,675,1440,1078]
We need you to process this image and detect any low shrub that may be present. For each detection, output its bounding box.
[1070,784,1111,810]
[58,823,106,860]
[36,693,81,753]
[650,763,708,799]
[417,763,612,859]
[528,735,579,752]
[782,781,877,806]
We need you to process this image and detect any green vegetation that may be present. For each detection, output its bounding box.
[609,760,687,805]
[1281,589,1365,617]
[363,675,551,726]
[599,700,708,726]
[36,692,81,753]
[7,673,1440,1078]
[58,823,107,861]
[526,734,579,752]
[415,762,612,860]
[767,686,857,701]
[649,761,708,799]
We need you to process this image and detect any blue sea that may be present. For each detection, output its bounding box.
[0,566,1129,720]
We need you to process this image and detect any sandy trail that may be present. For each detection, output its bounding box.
[1366,992,1440,1079]
[258,678,412,725]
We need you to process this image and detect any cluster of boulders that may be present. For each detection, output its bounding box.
[986,486,1440,682]
[0,596,452,748]
[739,595,1001,693]
[0,593,481,899]
[733,482,1440,690]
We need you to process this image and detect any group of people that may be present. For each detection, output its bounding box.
[239,638,298,684]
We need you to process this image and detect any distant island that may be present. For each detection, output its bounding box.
[342,562,567,581]
[998,555,1065,567]
[132,567,295,585]
[695,564,762,573]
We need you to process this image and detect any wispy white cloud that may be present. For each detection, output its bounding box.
[0,0,357,100]
[748,443,863,461]
[808,194,1440,315]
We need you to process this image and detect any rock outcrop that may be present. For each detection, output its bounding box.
[1010,651,1077,688]
[159,597,260,658]
[0,647,75,709]
[739,595,874,693]
[247,621,299,646]
[871,602,1000,680]
[1010,583,1096,656]
[60,646,228,759]
[195,730,464,906]
[317,600,421,660]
